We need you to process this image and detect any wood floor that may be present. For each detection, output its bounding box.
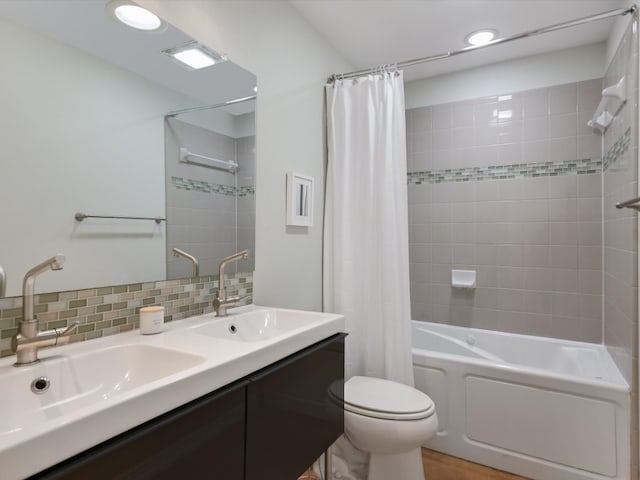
[422,449,531,480]
[298,448,531,480]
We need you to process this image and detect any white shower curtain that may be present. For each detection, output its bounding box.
[324,71,414,386]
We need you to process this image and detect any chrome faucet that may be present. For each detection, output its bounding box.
[213,250,249,316]
[12,254,78,366]
[172,248,199,277]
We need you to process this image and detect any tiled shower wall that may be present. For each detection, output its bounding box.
[407,79,604,342]
[603,18,638,390]
[602,17,639,479]
[0,272,253,358]
[602,15,639,477]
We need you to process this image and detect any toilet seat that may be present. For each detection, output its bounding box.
[343,376,435,421]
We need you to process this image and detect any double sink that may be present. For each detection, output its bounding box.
[0,305,344,479]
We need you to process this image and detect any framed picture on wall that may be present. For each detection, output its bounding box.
[286,172,314,227]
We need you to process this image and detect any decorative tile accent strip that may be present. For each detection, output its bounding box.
[0,272,253,358]
[237,185,256,197]
[172,176,255,197]
[408,158,602,185]
[603,127,631,171]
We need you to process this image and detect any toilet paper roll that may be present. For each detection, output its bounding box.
[139,306,164,334]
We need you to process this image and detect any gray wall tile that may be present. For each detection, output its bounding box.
[406,79,605,343]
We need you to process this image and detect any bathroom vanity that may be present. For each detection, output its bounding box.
[0,306,345,480]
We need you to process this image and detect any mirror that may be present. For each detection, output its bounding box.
[164,109,255,280]
[0,0,256,297]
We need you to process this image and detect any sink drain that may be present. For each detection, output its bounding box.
[229,324,238,334]
[31,376,50,394]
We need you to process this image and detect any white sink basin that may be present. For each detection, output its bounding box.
[0,344,205,437]
[190,308,327,342]
[0,305,344,480]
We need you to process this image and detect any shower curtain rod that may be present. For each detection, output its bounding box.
[330,5,637,81]
[165,95,256,118]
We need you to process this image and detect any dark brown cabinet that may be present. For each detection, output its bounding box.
[246,333,345,480]
[30,379,248,480]
[29,333,344,480]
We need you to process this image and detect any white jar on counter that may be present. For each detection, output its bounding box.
[139,306,165,334]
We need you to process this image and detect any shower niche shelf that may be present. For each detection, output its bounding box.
[588,76,626,133]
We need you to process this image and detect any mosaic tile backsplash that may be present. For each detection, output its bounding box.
[0,272,253,358]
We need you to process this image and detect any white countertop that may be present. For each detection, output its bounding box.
[0,305,344,479]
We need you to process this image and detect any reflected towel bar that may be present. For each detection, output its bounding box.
[615,196,640,211]
[179,147,238,172]
[75,213,166,224]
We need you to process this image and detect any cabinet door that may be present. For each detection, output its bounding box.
[31,380,247,480]
[246,334,345,480]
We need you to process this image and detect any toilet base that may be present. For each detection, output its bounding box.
[367,447,425,480]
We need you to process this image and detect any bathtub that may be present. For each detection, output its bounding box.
[411,321,631,480]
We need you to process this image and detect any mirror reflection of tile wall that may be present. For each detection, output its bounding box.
[236,135,256,271]
[165,118,255,279]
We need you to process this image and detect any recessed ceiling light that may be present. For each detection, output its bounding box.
[106,0,166,32]
[465,29,498,46]
[163,42,227,70]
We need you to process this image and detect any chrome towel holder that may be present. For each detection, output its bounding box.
[75,212,166,224]
[615,196,640,211]
[179,147,238,172]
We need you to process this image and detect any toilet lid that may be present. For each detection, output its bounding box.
[343,376,435,421]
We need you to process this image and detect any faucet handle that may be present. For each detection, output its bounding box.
[59,321,79,337]
[234,294,252,304]
[221,294,252,308]
[56,321,79,346]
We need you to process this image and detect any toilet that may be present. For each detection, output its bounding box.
[341,376,438,480]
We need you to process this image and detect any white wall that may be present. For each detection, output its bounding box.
[178,108,254,139]
[405,43,607,108]
[234,112,257,139]
[138,0,353,310]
